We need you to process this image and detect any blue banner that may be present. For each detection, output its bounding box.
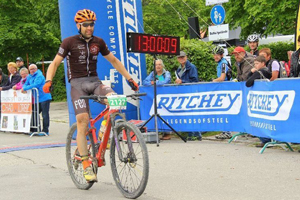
[140,79,300,143]
[58,0,146,128]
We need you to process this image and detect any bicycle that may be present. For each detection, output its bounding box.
[66,93,149,199]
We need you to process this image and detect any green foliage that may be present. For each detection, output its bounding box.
[143,0,298,40]
[224,0,298,38]
[48,64,66,102]
[146,38,216,82]
[142,0,210,38]
[257,42,294,61]
[0,0,61,67]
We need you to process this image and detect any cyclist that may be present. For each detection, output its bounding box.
[212,46,232,82]
[43,9,138,182]
[247,34,259,57]
[212,46,232,139]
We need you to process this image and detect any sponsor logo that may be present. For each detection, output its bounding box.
[89,44,99,55]
[247,90,295,120]
[152,91,242,116]
[77,44,85,50]
[74,99,86,110]
[58,47,64,55]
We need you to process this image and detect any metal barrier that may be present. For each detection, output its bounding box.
[30,88,48,137]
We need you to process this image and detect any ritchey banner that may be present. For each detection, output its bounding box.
[0,90,32,133]
[140,79,300,143]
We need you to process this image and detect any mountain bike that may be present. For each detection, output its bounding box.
[66,93,149,199]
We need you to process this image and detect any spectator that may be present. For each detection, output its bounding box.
[247,34,259,57]
[13,68,29,90]
[259,48,280,81]
[212,46,232,139]
[143,59,171,140]
[231,46,254,81]
[0,68,9,87]
[22,64,52,136]
[212,46,232,82]
[175,51,199,84]
[289,35,300,77]
[143,59,171,86]
[174,51,200,141]
[246,55,271,87]
[0,62,21,91]
[16,57,26,71]
[246,56,272,147]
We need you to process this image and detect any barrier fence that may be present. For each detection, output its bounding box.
[0,88,46,137]
[140,78,300,143]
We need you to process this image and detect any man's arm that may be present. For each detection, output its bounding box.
[242,61,253,81]
[104,52,131,80]
[46,55,64,81]
[213,73,226,82]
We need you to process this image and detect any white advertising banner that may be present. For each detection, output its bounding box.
[206,0,229,6]
[0,90,32,133]
[208,24,229,41]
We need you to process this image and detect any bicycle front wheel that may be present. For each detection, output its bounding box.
[110,121,149,199]
[66,123,97,190]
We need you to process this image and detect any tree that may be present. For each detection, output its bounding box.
[224,0,298,38]
[142,0,299,39]
[0,0,61,67]
[142,0,211,38]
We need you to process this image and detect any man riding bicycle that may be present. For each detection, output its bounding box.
[43,9,138,182]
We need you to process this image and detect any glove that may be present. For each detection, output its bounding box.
[43,80,53,93]
[127,78,139,91]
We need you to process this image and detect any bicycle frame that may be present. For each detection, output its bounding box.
[86,106,128,168]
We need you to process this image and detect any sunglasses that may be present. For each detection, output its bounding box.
[80,22,95,27]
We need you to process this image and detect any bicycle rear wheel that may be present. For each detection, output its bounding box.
[66,123,97,190]
[110,121,149,199]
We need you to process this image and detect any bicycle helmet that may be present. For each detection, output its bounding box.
[74,9,96,23]
[247,34,259,42]
[16,57,23,62]
[212,46,224,55]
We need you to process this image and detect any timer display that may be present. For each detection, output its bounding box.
[127,33,180,55]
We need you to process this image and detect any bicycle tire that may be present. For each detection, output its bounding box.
[110,121,149,199]
[66,123,97,190]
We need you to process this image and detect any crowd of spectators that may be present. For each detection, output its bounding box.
[0,57,52,136]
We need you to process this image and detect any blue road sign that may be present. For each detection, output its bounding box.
[210,5,225,25]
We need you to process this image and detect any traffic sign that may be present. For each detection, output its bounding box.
[210,5,225,25]
[208,24,229,41]
[206,0,229,6]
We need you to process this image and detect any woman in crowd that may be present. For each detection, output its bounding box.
[0,62,21,91]
[13,68,29,90]
[143,59,171,86]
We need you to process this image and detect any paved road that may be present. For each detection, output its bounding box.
[1,102,300,200]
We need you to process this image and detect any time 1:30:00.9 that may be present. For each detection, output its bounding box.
[136,35,178,53]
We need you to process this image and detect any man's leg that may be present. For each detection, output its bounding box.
[76,113,89,156]
[40,100,51,133]
[76,112,97,182]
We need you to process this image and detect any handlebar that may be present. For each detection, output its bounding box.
[80,93,147,101]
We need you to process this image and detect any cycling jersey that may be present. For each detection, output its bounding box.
[216,57,230,81]
[57,35,110,81]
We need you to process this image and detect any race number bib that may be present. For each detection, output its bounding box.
[107,95,127,110]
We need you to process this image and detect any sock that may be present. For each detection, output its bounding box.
[81,156,90,169]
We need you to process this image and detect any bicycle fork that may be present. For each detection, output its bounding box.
[111,113,137,163]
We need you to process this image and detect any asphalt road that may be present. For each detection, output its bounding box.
[1,102,300,200]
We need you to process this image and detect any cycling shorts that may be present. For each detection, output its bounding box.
[70,76,114,115]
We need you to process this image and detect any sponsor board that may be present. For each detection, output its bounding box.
[151,91,242,116]
[247,90,295,120]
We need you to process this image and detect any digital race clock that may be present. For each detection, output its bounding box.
[127,33,180,55]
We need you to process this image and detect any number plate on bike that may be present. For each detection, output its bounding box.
[107,95,127,110]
